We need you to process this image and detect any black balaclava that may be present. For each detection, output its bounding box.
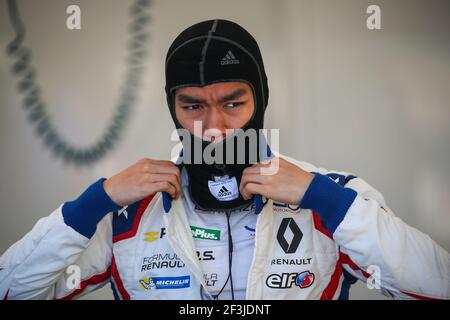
[165,19,269,212]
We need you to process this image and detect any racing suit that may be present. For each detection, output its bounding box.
[0,155,449,299]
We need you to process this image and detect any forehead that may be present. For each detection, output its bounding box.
[175,81,252,97]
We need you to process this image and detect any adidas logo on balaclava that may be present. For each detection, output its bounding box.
[165,19,269,212]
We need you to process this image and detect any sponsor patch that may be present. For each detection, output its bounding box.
[143,228,166,242]
[141,253,185,271]
[208,175,239,201]
[191,226,221,241]
[266,271,315,289]
[277,218,303,254]
[140,275,190,290]
[204,273,219,287]
[271,258,312,266]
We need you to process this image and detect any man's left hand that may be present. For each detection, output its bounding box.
[239,157,314,206]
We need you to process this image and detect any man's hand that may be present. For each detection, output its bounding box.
[103,158,181,207]
[240,157,314,206]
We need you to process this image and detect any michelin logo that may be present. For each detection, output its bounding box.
[140,275,190,290]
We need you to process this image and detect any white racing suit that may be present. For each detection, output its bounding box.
[0,155,449,299]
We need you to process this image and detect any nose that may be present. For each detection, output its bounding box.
[203,106,227,141]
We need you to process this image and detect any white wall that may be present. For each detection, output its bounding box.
[1,0,449,300]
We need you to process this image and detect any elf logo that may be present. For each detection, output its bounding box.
[220,50,240,65]
[217,185,232,197]
[190,226,221,241]
[266,271,315,289]
[277,218,302,253]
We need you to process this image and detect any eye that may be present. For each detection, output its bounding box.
[223,102,243,109]
[182,105,203,111]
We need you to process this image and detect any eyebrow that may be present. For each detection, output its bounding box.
[176,88,249,105]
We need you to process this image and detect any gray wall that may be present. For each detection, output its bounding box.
[1,0,449,300]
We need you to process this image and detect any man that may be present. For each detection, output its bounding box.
[0,19,449,300]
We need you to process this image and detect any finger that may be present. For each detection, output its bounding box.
[241,182,268,200]
[151,160,181,176]
[240,173,266,194]
[156,174,181,199]
[256,158,279,168]
[243,161,274,174]
[253,160,271,167]
[156,160,179,167]
[243,165,262,175]
[137,157,154,164]
[143,173,181,199]
[155,162,181,184]
[145,181,177,199]
[143,163,181,187]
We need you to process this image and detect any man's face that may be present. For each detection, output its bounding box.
[174,82,255,142]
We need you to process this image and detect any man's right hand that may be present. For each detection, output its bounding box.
[103,158,181,207]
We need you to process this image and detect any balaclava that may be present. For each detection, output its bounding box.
[165,19,269,212]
